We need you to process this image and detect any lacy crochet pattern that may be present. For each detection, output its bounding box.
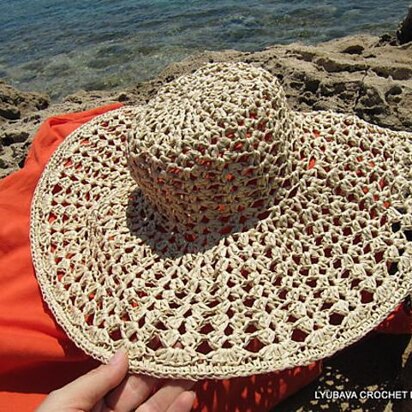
[31,63,412,379]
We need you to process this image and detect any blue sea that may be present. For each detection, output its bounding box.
[0,0,410,99]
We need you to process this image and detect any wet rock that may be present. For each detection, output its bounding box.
[397,6,412,44]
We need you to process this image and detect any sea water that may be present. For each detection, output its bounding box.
[0,0,409,99]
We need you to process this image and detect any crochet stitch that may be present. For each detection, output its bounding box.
[31,63,412,379]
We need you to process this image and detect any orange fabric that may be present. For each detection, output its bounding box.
[0,105,120,411]
[0,105,409,412]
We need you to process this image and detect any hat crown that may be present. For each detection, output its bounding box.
[127,63,294,232]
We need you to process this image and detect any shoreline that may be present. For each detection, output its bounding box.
[1,9,412,179]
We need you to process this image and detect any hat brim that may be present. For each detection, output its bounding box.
[31,106,412,379]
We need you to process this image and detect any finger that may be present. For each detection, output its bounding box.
[135,379,195,412]
[166,391,196,412]
[51,349,128,410]
[104,374,157,412]
[106,341,185,411]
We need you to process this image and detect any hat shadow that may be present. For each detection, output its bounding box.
[125,187,269,259]
[274,333,412,412]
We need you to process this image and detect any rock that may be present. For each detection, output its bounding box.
[0,130,30,146]
[397,6,412,44]
[63,93,84,104]
[0,145,14,178]
[0,158,7,169]
[385,84,403,97]
[116,92,130,102]
[0,103,20,120]
[63,90,123,108]
[304,78,320,93]
[397,93,412,129]
[0,82,49,122]
[12,141,31,168]
[341,44,364,55]
[377,33,398,46]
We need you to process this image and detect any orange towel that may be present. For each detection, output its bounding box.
[0,105,409,412]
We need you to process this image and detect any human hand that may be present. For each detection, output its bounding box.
[36,350,196,412]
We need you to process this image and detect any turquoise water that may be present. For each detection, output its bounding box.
[0,0,409,99]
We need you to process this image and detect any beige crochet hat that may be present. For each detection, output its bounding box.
[31,62,412,380]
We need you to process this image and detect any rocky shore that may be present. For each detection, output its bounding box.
[2,8,412,179]
[1,7,411,412]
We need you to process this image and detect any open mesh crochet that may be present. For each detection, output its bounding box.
[31,63,412,379]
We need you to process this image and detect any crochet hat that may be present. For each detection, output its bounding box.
[31,63,412,380]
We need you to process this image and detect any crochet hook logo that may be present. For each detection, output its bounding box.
[314,390,412,400]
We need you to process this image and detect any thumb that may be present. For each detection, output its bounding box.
[38,349,129,411]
